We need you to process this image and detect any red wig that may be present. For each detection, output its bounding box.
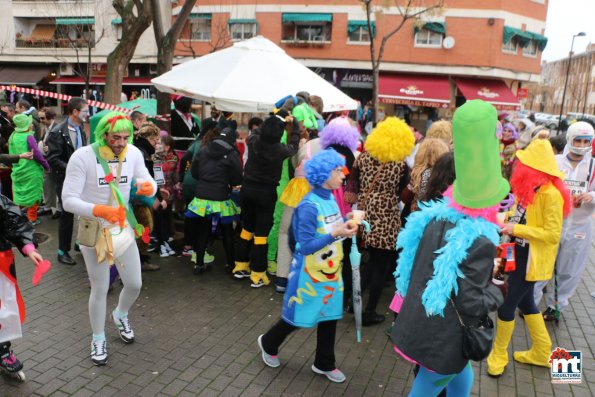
[510,161,571,217]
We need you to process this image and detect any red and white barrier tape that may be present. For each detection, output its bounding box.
[0,85,171,120]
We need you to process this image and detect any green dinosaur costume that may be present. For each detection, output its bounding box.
[9,115,44,207]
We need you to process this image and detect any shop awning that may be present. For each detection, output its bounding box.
[189,13,212,20]
[348,20,376,37]
[55,18,95,25]
[228,19,257,25]
[30,25,56,40]
[51,76,152,86]
[526,31,548,51]
[379,74,451,108]
[414,22,446,35]
[0,66,51,86]
[282,13,332,23]
[111,18,122,25]
[454,78,520,110]
[503,26,532,48]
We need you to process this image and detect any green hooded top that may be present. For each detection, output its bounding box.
[9,128,44,207]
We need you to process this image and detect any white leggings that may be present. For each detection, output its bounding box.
[80,242,142,337]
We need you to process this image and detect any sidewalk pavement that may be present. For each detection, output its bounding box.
[0,217,593,396]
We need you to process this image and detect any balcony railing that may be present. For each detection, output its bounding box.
[16,38,94,49]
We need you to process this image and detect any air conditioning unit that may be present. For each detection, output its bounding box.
[60,63,74,76]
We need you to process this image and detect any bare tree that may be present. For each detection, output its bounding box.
[104,0,153,105]
[150,0,198,116]
[362,0,444,120]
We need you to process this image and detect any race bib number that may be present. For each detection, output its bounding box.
[153,165,165,186]
[565,179,588,196]
[97,159,128,187]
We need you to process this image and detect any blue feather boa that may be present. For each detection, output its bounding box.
[394,199,499,317]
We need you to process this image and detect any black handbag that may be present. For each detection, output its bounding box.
[450,300,495,361]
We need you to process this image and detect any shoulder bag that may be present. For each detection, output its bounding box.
[450,299,494,361]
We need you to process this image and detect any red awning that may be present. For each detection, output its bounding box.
[379,74,450,108]
[50,76,152,86]
[454,78,520,110]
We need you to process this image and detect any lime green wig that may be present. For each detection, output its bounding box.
[94,111,134,146]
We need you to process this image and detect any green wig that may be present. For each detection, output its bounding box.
[94,111,134,146]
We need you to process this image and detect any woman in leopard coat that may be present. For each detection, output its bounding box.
[345,117,414,326]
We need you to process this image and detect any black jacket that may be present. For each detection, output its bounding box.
[191,137,242,201]
[170,110,200,151]
[391,220,503,374]
[46,119,87,179]
[0,194,36,253]
[133,136,161,201]
[242,128,299,190]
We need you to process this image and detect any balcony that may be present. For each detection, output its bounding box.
[281,13,332,48]
[14,19,96,49]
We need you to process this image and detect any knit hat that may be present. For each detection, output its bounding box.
[219,127,237,145]
[13,114,32,133]
[305,148,345,187]
[516,139,564,179]
[364,117,415,163]
[260,109,289,143]
[319,117,360,151]
[451,100,510,208]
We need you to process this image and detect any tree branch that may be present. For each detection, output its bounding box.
[150,0,165,42]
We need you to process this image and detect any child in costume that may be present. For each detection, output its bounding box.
[487,138,570,377]
[153,134,178,256]
[189,127,242,274]
[0,194,48,381]
[390,100,506,396]
[500,122,519,180]
[62,112,157,366]
[8,114,50,224]
[257,149,357,383]
[234,110,299,287]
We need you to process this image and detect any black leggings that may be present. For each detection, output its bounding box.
[193,217,235,267]
[341,238,353,301]
[361,247,397,313]
[153,206,172,245]
[261,319,337,371]
[236,187,277,272]
[497,242,540,321]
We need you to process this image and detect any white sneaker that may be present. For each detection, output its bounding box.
[311,365,346,383]
[159,244,170,258]
[163,241,175,256]
[112,311,135,344]
[257,335,280,368]
[91,340,108,366]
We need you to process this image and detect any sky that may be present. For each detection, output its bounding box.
[542,0,594,62]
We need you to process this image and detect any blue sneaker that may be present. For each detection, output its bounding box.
[275,277,288,293]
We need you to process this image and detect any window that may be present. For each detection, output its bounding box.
[349,27,370,43]
[190,18,211,41]
[502,39,518,53]
[296,24,326,41]
[414,29,442,47]
[282,14,332,43]
[230,23,256,41]
[523,40,538,56]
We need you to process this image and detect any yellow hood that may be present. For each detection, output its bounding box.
[516,139,564,179]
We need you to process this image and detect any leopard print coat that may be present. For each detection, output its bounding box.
[347,152,408,251]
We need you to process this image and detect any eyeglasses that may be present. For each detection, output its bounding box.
[332,167,344,174]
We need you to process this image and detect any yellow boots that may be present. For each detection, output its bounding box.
[233,262,250,279]
[250,271,270,288]
[487,319,515,377]
[513,313,552,367]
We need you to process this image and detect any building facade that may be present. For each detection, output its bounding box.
[528,43,595,117]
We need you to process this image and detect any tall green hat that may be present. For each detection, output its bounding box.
[452,100,510,208]
[13,114,32,133]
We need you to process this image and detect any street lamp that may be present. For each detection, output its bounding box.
[558,32,586,135]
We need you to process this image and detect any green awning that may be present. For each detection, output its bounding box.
[55,18,95,26]
[228,19,257,25]
[189,13,212,20]
[282,13,332,23]
[414,22,446,35]
[526,31,548,51]
[348,20,376,37]
[503,26,532,48]
[111,18,122,25]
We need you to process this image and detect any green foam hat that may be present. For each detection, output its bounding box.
[452,100,510,208]
[13,114,33,133]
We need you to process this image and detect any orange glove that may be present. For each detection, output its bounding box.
[135,181,154,197]
[93,205,126,226]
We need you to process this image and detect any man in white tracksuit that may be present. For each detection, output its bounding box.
[534,121,595,320]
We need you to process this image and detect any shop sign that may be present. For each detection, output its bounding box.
[477,87,500,99]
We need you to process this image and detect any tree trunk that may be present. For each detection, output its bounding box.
[156,42,174,117]
[372,65,380,123]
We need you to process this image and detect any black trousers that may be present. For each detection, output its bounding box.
[193,216,235,267]
[56,178,73,253]
[236,186,277,272]
[361,247,397,313]
[261,319,337,371]
[154,206,172,245]
[341,238,353,301]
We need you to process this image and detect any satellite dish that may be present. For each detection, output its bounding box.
[443,36,455,49]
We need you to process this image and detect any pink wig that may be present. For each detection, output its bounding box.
[443,185,500,224]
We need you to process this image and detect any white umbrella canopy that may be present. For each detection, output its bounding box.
[151,36,358,113]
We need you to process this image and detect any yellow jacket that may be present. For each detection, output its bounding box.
[510,183,563,281]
